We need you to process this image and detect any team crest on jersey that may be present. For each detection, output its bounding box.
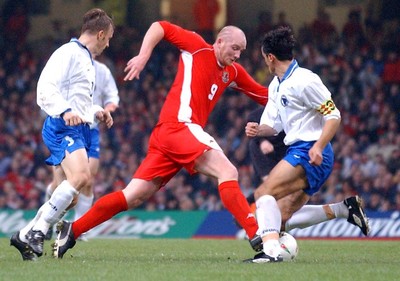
[281,95,289,107]
[222,71,229,83]
[317,99,336,115]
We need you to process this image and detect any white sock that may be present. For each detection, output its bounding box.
[285,205,329,231]
[19,205,45,242]
[255,195,281,257]
[45,183,53,201]
[73,193,94,221]
[33,180,77,234]
[256,195,282,236]
[328,202,349,218]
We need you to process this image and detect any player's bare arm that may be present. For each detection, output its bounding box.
[309,117,341,165]
[124,22,165,81]
[245,122,277,138]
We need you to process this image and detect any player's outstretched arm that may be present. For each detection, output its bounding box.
[124,22,165,81]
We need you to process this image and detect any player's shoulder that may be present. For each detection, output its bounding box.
[161,21,211,53]
[294,66,315,77]
[46,42,74,63]
[53,42,72,54]
[52,41,83,60]
[58,41,80,51]
[292,67,321,85]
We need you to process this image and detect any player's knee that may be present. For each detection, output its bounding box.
[80,180,94,196]
[69,171,91,190]
[218,165,238,181]
[254,188,265,200]
[123,180,158,209]
[254,183,276,200]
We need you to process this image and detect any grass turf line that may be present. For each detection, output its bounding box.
[1,238,399,281]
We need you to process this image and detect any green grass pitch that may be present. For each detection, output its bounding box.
[1,238,399,281]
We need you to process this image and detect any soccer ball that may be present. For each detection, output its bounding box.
[279,232,298,261]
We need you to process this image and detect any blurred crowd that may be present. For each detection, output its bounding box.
[0,5,399,212]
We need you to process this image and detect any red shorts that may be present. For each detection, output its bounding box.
[133,122,222,186]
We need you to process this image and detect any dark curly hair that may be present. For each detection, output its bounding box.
[261,26,296,61]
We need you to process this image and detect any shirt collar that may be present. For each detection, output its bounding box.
[278,59,298,83]
[70,38,93,65]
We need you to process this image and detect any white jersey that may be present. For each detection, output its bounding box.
[260,60,341,146]
[37,38,96,123]
[93,60,119,107]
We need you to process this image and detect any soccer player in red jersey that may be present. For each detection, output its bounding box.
[54,21,268,258]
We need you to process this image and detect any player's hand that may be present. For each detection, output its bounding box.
[245,122,259,137]
[260,139,274,154]
[95,110,113,128]
[104,103,118,113]
[124,55,148,81]
[62,111,84,126]
[308,145,323,166]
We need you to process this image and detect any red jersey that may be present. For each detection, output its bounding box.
[158,21,268,128]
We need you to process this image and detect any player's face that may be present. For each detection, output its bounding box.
[262,49,275,75]
[93,25,114,56]
[217,32,246,66]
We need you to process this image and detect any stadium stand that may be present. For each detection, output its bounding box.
[0,6,399,212]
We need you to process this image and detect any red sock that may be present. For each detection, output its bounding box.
[72,190,128,239]
[218,180,258,238]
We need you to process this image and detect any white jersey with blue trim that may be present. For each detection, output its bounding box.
[93,60,119,107]
[37,38,96,123]
[260,60,341,146]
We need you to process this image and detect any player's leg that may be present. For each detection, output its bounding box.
[10,203,47,261]
[278,189,310,229]
[194,149,259,241]
[37,149,89,231]
[29,148,89,255]
[73,177,158,238]
[53,133,180,258]
[73,157,97,223]
[53,178,159,258]
[45,166,60,203]
[249,142,335,263]
[74,127,101,223]
[252,160,307,263]
[14,166,67,245]
[284,195,370,235]
[44,166,68,240]
[167,122,259,243]
[68,148,172,242]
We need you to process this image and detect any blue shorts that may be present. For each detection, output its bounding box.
[284,141,334,196]
[88,127,100,159]
[42,116,91,166]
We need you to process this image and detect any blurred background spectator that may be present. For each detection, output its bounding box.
[193,0,220,43]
